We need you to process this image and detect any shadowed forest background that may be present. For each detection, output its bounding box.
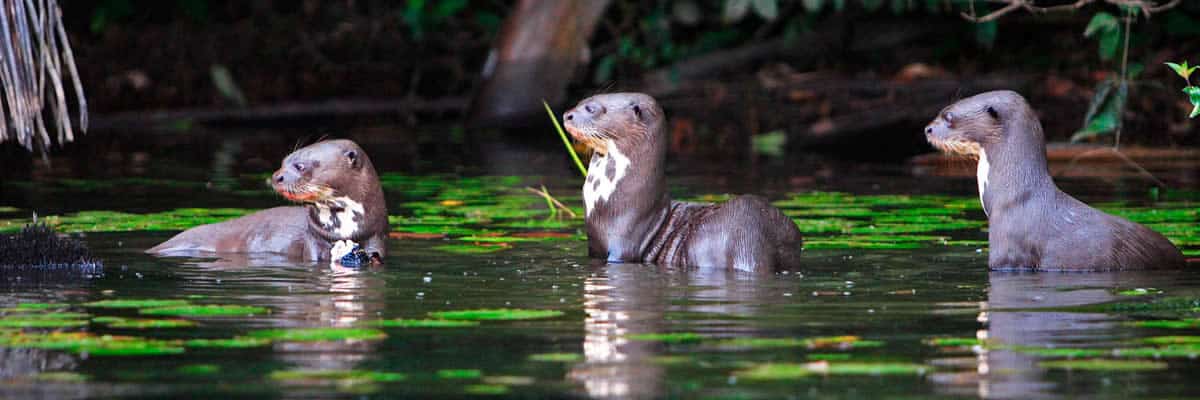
[2,0,1199,180]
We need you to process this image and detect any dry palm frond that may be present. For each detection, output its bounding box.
[0,0,87,153]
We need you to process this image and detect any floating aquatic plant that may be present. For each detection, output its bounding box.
[1039,359,1167,371]
[433,243,512,254]
[183,337,272,349]
[364,319,480,328]
[83,299,192,309]
[734,361,928,380]
[177,364,221,375]
[626,332,705,343]
[30,372,89,382]
[0,331,184,356]
[437,369,483,379]
[923,337,984,347]
[528,353,583,362]
[428,309,564,321]
[268,369,406,383]
[140,305,268,317]
[102,318,196,329]
[246,328,387,342]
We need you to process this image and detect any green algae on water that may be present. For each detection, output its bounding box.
[528,353,583,362]
[140,304,268,317]
[0,331,185,356]
[104,318,196,329]
[437,369,483,379]
[0,317,88,329]
[734,362,928,380]
[247,328,387,342]
[428,309,564,321]
[924,337,984,347]
[177,364,221,375]
[1130,319,1200,329]
[30,372,89,382]
[13,303,68,310]
[1141,336,1200,345]
[465,384,511,395]
[626,332,705,343]
[433,243,511,254]
[83,299,192,309]
[269,369,406,383]
[364,319,480,328]
[1039,359,1167,371]
[183,336,272,348]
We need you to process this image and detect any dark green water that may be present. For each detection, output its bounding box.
[2,170,1200,399]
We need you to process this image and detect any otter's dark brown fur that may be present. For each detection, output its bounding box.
[563,92,802,272]
[146,139,389,262]
[925,90,1185,271]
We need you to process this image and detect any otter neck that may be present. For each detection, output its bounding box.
[306,172,385,242]
[583,138,671,261]
[978,112,1054,218]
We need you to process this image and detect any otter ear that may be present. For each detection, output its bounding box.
[344,150,360,169]
[986,106,1000,120]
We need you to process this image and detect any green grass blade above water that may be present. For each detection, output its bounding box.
[543,100,587,177]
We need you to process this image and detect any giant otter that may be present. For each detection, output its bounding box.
[562,92,803,272]
[147,139,389,264]
[925,90,1185,271]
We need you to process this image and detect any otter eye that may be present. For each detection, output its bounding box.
[943,111,955,124]
[345,150,360,168]
[292,162,305,172]
[986,106,999,119]
[632,104,643,119]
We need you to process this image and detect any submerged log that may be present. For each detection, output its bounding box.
[467,0,611,127]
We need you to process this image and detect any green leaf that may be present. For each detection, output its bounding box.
[723,0,750,22]
[1165,62,1194,80]
[1072,79,1126,142]
[1084,12,1119,37]
[752,130,787,157]
[1098,28,1121,61]
[753,0,780,19]
[1185,86,1200,118]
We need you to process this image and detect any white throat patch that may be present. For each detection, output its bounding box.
[977,150,990,216]
[315,196,366,238]
[582,140,631,217]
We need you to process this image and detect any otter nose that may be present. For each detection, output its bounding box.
[272,171,285,184]
[564,111,575,121]
[582,101,605,115]
[925,126,933,134]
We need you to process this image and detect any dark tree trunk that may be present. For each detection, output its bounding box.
[468,0,611,127]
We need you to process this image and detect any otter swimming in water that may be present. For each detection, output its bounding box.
[147,139,389,265]
[925,90,1185,271]
[562,92,803,272]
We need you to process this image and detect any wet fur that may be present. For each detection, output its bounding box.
[564,93,803,272]
[147,139,388,261]
[926,90,1185,271]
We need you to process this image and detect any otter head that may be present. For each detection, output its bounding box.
[270,139,381,240]
[924,90,1041,158]
[562,92,664,156]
